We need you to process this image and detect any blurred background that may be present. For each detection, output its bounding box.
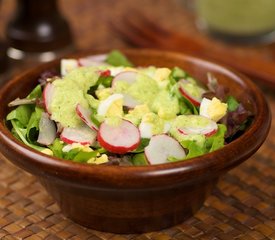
[0,0,191,53]
[1,0,275,89]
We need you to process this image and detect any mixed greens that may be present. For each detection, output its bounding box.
[6,50,252,166]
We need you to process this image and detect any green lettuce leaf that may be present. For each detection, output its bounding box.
[87,75,114,96]
[227,96,239,112]
[73,151,98,162]
[62,147,98,162]
[106,50,133,67]
[27,85,42,99]
[6,105,33,127]
[98,75,113,88]
[63,148,80,160]
[131,138,150,153]
[205,124,227,152]
[26,107,43,143]
[131,153,148,166]
[178,124,227,160]
[11,120,45,151]
[178,95,199,115]
[180,140,207,159]
[169,67,188,84]
[49,138,64,158]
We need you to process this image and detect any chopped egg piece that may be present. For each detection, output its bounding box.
[139,122,153,138]
[124,104,150,125]
[200,97,228,122]
[41,148,53,156]
[62,143,91,152]
[105,116,123,127]
[124,67,137,72]
[60,59,79,76]
[97,94,123,117]
[139,113,167,138]
[154,68,171,88]
[87,154,109,164]
[154,68,171,82]
[158,107,177,120]
[109,66,136,76]
[96,88,113,100]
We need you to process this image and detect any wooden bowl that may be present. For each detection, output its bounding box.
[0,49,271,233]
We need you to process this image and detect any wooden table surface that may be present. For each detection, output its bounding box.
[0,1,275,239]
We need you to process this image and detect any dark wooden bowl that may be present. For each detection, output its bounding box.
[0,49,271,233]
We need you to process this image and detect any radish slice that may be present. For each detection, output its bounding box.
[37,112,56,146]
[78,54,108,66]
[177,115,218,137]
[112,71,138,87]
[43,83,55,114]
[76,103,98,131]
[145,134,186,165]
[123,93,140,109]
[112,71,140,108]
[178,80,206,107]
[60,125,97,145]
[97,119,141,154]
[56,122,64,135]
[109,67,125,76]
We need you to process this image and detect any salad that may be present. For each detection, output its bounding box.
[6,50,252,166]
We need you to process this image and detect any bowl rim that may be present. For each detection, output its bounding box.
[0,49,271,188]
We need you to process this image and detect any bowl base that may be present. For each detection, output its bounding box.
[39,177,218,234]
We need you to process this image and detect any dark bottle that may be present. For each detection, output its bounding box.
[6,0,74,61]
[0,41,8,74]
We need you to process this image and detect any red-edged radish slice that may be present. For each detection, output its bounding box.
[37,112,56,146]
[60,59,79,76]
[76,103,98,131]
[111,71,138,87]
[60,125,97,145]
[145,134,186,165]
[177,115,218,137]
[178,80,206,107]
[97,119,141,154]
[78,54,108,66]
[43,83,55,114]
